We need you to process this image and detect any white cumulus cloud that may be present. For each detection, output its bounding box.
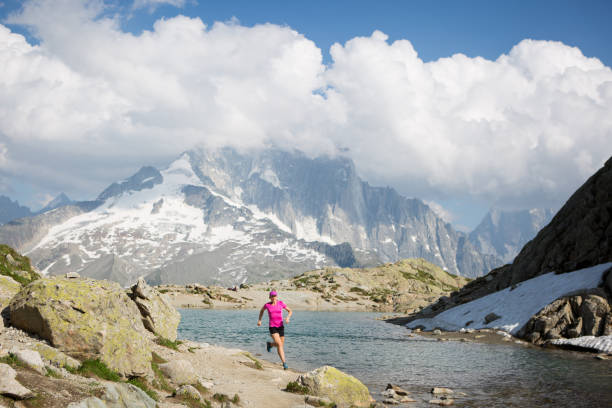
[0,0,611,213]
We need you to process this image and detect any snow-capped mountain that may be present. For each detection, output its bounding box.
[0,147,501,285]
[0,195,32,224]
[468,208,555,264]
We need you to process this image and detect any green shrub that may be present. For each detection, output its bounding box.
[155,336,183,350]
[284,381,310,394]
[77,359,120,381]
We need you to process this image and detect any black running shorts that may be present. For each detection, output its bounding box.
[269,326,285,336]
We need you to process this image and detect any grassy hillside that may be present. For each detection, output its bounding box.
[0,244,40,285]
[287,258,470,313]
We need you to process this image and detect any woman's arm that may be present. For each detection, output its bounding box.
[257,305,266,326]
[285,305,292,323]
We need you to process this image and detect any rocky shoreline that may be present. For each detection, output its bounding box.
[0,273,378,408]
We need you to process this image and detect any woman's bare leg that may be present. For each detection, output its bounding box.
[270,333,285,363]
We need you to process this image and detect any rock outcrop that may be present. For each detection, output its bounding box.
[297,365,372,408]
[129,277,181,341]
[518,289,612,343]
[9,277,152,377]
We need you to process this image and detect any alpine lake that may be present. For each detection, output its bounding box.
[178,309,612,407]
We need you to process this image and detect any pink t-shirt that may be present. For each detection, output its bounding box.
[264,300,286,327]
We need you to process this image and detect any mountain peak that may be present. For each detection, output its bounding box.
[39,193,73,214]
[97,166,163,202]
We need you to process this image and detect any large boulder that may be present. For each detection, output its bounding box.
[129,277,181,341]
[9,277,152,377]
[297,366,372,408]
[518,291,612,343]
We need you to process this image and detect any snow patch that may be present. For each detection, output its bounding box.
[408,263,612,335]
[550,335,612,354]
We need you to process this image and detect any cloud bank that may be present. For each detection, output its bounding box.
[1,0,611,212]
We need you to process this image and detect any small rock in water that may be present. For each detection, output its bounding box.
[475,335,485,339]
[386,383,410,396]
[381,389,396,398]
[383,398,400,405]
[594,354,608,360]
[429,398,454,406]
[431,387,454,395]
[432,329,442,335]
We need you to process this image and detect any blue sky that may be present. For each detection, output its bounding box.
[0,0,611,229]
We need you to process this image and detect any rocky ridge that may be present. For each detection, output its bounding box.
[158,258,470,314]
[394,156,612,351]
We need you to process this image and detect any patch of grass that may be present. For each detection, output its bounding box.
[77,359,121,382]
[349,287,369,296]
[45,367,62,378]
[150,359,173,393]
[0,352,22,367]
[242,352,263,370]
[0,244,40,285]
[174,394,212,408]
[155,336,183,350]
[284,381,310,394]
[212,392,240,405]
[63,364,77,374]
[127,377,159,401]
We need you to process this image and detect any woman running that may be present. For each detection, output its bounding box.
[257,290,292,370]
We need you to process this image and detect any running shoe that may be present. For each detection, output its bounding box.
[283,362,288,370]
[266,341,272,352]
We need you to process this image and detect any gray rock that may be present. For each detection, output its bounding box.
[65,272,81,279]
[174,385,202,401]
[0,363,34,399]
[484,313,501,324]
[68,383,156,408]
[5,253,17,266]
[159,359,198,385]
[385,383,409,396]
[580,295,609,335]
[129,277,181,341]
[12,349,46,374]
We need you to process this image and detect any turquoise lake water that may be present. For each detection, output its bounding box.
[178,309,612,407]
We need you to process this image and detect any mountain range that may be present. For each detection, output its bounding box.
[0,147,552,285]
